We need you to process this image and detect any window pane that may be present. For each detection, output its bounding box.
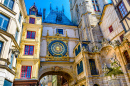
[31,32,35,39]
[27,31,31,38]
[124,51,130,63]
[93,5,96,11]
[9,53,14,69]
[19,13,22,23]
[29,18,35,24]
[26,66,31,78]
[89,59,98,75]
[3,80,12,86]
[29,46,34,55]
[15,30,18,41]
[9,0,14,10]
[24,45,30,55]
[2,20,9,31]
[118,2,127,18]
[21,66,26,78]
[0,41,3,54]
[96,5,100,11]
[4,0,8,6]
[31,11,36,15]
[0,17,3,27]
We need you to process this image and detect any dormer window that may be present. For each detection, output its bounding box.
[29,3,38,16]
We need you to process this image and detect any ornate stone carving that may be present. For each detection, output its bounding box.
[52,66,63,71]
[101,38,109,47]
[92,46,99,52]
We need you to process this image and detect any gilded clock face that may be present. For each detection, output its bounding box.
[48,40,67,57]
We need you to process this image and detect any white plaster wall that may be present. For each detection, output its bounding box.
[0,0,26,84]
[0,69,15,85]
[40,40,47,57]
[68,41,76,57]
[100,5,124,42]
[42,25,78,38]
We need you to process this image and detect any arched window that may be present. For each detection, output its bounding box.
[124,50,130,63]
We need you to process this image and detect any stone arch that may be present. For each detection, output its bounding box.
[38,65,76,82]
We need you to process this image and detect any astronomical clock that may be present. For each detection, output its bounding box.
[46,36,69,61]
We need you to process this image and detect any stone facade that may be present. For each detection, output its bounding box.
[0,0,26,86]
[0,0,130,86]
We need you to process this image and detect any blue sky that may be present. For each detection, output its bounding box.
[24,0,112,21]
[24,0,71,20]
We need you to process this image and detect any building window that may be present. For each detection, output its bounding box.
[24,45,34,55]
[3,79,12,86]
[56,29,63,34]
[0,14,9,31]
[0,41,3,54]
[118,1,127,18]
[109,25,113,33]
[77,61,83,75]
[30,11,36,15]
[21,66,32,79]
[89,59,98,75]
[4,0,14,10]
[124,51,130,63]
[92,0,100,12]
[75,45,81,56]
[15,29,19,42]
[9,53,14,69]
[29,17,35,24]
[27,31,36,39]
[120,34,124,42]
[19,13,22,23]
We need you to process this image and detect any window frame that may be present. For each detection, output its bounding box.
[4,0,14,10]
[0,41,3,55]
[56,29,63,35]
[29,17,35,24]
[15,28,19,42]
[0,14,10,31]
[92,0,100,12]
[18,13,22,23]
[124,50,130,63]
[26,31,36,39]
[109,25,113,33]
[89,59,99,75]
[24,45,34,55]
[20,66,32,79]
[117,1,128,18]
[77,61,83,75]
[120,34,124,42]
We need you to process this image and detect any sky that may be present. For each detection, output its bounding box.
[24,0,71,20]
[24,0,112,21]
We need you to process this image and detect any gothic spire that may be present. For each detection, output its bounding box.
[50,2,52,11]
[62,4,64,13]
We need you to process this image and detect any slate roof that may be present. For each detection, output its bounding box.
[43,10,74,26]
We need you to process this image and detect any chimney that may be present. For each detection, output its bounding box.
[43,8,46,21]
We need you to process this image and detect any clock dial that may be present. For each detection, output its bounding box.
[48,40,67,57]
